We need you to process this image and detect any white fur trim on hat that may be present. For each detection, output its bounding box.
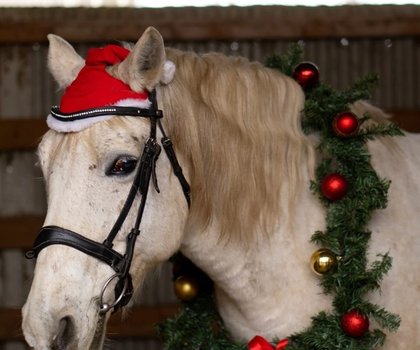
[47,98,152,133]
[114,98,151,109]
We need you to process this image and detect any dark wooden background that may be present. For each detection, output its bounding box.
[0,5,419,349]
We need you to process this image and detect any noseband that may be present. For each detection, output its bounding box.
[26,91,190,313]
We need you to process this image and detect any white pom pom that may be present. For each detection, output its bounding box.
[161,60,176,85]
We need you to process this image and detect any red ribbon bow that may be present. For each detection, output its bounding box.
[248,335,288,350]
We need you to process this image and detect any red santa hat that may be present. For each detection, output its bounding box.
[47,44,175,133]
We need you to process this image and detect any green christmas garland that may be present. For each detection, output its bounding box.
[156,45,403,350]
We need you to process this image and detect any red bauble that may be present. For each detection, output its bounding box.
[248,336,288,350]
[341,310,370,338]
[292,62,320,90]
[333,112,359,137]
[321,173,349,201]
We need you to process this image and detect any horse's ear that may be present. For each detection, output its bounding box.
[47,34,84,89]
[113,27,166,92]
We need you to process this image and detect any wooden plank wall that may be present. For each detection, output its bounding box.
[0,5,419,350]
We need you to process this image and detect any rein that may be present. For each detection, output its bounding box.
[26,90,190,313]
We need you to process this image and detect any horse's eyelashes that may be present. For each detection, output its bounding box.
[106,156,137,176]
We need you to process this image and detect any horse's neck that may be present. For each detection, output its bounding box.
[180,168,331,341]
[181,132,420,343]
[172,109,420,350]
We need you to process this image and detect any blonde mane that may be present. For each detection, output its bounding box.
[41,48,315,243]
[160,48,315,242]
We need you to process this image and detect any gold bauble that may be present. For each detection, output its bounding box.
[174,275,199,301]
[310,248,337,275]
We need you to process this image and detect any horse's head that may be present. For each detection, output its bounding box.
[22,27,189,349]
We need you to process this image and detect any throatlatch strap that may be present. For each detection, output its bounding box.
[158,120,191,207]
[161,137,191,207]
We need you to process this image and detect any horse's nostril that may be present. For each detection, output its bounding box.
[51,316,75,350]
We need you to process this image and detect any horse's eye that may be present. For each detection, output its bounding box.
[107,156,137,176]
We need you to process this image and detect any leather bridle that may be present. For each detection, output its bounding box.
[26,90,190,313]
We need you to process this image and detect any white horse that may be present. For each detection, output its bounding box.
[22,27,420,349]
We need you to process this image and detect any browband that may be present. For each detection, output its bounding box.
[50,105,163,122]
